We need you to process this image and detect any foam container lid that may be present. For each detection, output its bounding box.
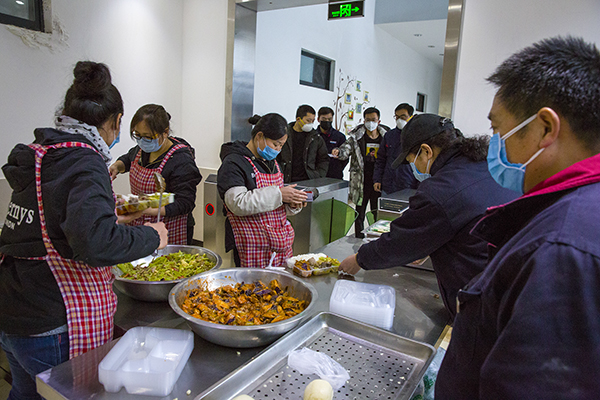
[98,327,194,397]
[329,280,396,329]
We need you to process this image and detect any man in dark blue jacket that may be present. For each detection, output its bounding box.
[373,103,418,194]
[316,106,348,179]
[338,114,518,319]
[436,36,600,399]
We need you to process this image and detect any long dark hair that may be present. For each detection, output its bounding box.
[410,129,490,162]
[249,113,288,140]
[62,61,123,129]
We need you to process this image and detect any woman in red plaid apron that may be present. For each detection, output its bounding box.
[217,114,307,268]
[0,62,167,400]
[110,104,202,245]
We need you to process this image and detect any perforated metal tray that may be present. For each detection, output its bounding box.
[196,312,435,400]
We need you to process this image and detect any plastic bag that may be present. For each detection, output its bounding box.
[288,348,350,390]
[410,346,446,400]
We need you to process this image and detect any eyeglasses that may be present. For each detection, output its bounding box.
[132,131,159,141]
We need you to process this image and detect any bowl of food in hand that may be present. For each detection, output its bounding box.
[169,269,318,348]
[113,245,221,302]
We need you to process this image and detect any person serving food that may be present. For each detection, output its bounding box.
[218,113,307,268]
[109,104,202,245]
[0,61,168,400]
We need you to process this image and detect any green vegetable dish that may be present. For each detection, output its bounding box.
[117,251,216,281]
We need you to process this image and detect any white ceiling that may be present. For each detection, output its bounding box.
[377,19,447,68]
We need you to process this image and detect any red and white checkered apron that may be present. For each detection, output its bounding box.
[128,144,188,244]
[26,142,117,359]
[226,157,294,268]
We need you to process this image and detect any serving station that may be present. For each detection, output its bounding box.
[36,236,449,400]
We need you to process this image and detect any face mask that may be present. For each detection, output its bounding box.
[257,136,280,160]
[410,147,431,182]
[109,130,120,149]
[136,136,162,153]
[301,121,314,132]
[365,121,378,132]
[319,121,332,131]
[396,119,407,130]
[487,114,543,194]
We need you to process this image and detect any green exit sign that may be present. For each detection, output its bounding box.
[328,1,365,20]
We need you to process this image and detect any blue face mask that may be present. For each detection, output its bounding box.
[410,147,431,182]
[136,136,162,153]
[109,131,120,149]
[257,136,280,161]
[487,114,544,194]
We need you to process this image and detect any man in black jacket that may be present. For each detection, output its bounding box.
[277,104,329,183]
[317,106,348,179]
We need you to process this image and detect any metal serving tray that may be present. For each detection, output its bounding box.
[196,312,435,400]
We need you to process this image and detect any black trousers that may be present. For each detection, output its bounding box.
[354,182,381,238]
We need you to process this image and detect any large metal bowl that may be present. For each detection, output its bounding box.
[169,269,318,348]
[113,245,222,302]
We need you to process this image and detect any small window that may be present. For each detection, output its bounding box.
[300,49,334,91]
[0,0,44,32]
[416,92,427,112]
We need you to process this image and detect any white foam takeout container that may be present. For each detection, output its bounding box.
[98,327,193,396]
[329,280,396,330]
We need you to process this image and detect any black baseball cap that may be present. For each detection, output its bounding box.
[391,113,455,168]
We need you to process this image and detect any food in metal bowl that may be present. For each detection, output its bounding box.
[113,245,221,302]
[169,269,318,348]
[181,279,308,325]
[116,251,216,281]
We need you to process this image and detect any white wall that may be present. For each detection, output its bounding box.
[0,0,184,177]
[253,1,443,130]
[453,0,600,136]
[0,0,232,241]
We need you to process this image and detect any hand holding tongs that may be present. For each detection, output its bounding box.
[153,172,166,223]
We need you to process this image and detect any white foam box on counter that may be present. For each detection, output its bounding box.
[98,327,194,397]
[329,280,396,330]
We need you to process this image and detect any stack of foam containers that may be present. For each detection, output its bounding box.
[329,280,396,330]
[98,327,194,396]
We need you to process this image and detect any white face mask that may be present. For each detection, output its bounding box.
[301,122,313,132]
[365,121,378,132]
[396,119,407,129]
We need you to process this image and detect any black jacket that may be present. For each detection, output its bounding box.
[437,154,600,399]
[0,128,160,335]
[356,146,518,319]
[277,123,329,183]
[116,137,202,220]
[318,126,348,179]
[373,127,418,193]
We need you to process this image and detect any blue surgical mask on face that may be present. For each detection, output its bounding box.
[410,147,431,182]
[109,131,120,149]
[487,114,544,194]
[136,136,161,153]
[257,136,280,160]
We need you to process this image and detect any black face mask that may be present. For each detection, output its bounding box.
[319,121,332,131]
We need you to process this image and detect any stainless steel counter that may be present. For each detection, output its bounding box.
[36,236,449,400]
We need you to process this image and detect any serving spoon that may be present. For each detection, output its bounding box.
[153,172,166,223]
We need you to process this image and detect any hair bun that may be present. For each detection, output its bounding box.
[72,61,112,98]
[248,114,262,125]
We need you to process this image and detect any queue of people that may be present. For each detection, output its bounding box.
[1,34,599,400]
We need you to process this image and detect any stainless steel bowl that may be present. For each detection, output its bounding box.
[169,269,318,348]
[113,245,222,302]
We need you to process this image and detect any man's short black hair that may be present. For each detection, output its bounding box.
[395,103,414,116]
[296,104,316,119]
[487,36,600,148]
[318,106,334,117]
[363,107,380,119]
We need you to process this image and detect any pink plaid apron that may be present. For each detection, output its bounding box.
[26,142,117,359]
[226,157,294,268]
[128,144,188,245]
